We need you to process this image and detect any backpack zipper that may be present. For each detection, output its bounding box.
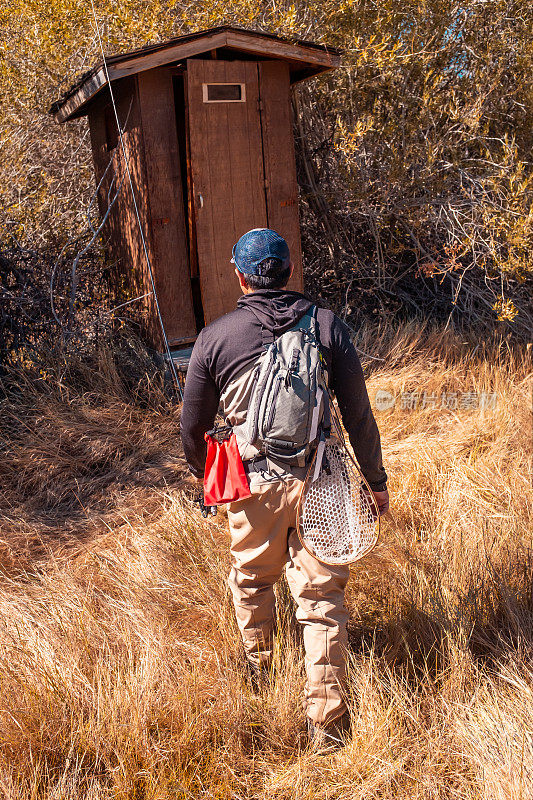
[249,348,275,444]
[246,365,261,444]
[265,373,283,431]
[249,365,260,398]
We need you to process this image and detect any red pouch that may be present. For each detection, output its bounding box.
[203,431,252,505]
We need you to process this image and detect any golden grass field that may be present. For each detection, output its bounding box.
[0,323,531,799]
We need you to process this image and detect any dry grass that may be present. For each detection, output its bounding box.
[0,324,531,799]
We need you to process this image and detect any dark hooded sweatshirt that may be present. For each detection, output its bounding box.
[180,290,387,491]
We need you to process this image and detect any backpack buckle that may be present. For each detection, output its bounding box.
[205,423,233,442]
[285,348,300,388]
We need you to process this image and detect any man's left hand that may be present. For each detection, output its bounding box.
[372,489,389,516]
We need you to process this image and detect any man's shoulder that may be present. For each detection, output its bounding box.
[200,306,255,340]
[193,306,259,365]
[315,305,336,326]
[315,306,349,345]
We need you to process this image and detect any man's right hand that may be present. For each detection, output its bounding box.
[372,489,389,516]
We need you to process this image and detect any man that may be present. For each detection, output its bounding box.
[181,229,388,746]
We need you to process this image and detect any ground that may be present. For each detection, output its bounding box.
[0,323,531,799]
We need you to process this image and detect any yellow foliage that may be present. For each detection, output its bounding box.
[493,296,519,322]
[0,0,531,329]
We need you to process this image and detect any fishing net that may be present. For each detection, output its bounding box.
[297,438,379,565]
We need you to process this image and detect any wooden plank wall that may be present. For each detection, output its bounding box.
[137,68,196,345]
[88,77,153,331]
[88,73,196,348]
[258,61,304,292]
[87,60,305,347]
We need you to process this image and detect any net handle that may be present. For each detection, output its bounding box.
[295,437,381,566]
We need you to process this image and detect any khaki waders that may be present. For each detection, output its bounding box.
[227,476,350,727]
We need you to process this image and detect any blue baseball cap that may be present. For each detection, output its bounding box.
[231,228,290,275]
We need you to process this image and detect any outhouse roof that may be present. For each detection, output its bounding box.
[50,25,341,123]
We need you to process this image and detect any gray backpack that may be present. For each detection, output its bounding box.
[235,307,330,466]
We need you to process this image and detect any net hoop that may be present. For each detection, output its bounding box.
[296,437,380,566]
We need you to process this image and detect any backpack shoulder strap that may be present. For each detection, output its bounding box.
[287,304,317,336]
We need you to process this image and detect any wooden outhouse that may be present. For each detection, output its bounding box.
[51,26,340,351]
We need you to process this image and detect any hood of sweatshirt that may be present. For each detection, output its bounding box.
[236,290,313,336]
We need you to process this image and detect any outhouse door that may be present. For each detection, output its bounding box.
[187,58,303,325]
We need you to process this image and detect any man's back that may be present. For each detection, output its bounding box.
[181,288,387,491]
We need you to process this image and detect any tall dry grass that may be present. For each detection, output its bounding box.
[0,323,531,798]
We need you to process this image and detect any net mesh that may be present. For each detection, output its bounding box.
[298,439,378,565]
